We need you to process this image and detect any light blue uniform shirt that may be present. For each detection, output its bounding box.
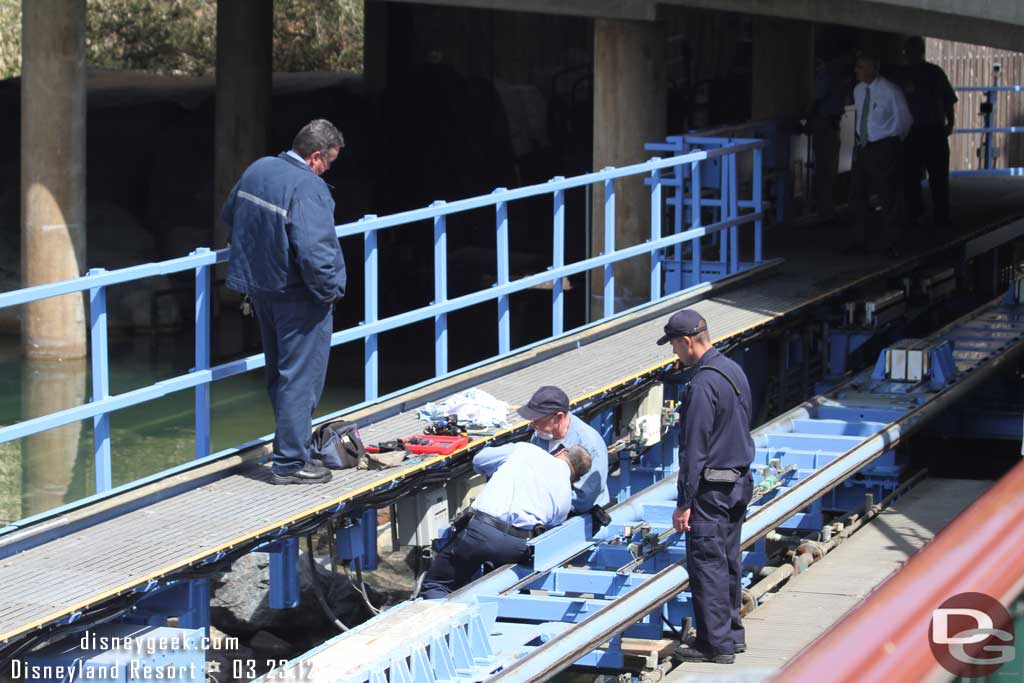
[471,442,573,530]
[531,415,610,512]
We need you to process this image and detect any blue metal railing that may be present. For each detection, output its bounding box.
[0,138,765,501]
[952,84,1024,176]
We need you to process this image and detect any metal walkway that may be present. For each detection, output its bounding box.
[665,477,992,680]
[1,211,1022,650]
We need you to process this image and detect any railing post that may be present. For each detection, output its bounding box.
[673,160,683,263]
[719,151,729,268]
[984,87,996,170]
[363,217,379,401]
[753,147,764,263]
[729,152,739,274]
[495,189,510,355]
[691,160,702,287]
[193,248,211,459]
[432,202,448,378]
[551,180,565,337]
[649,165,662,302]
[87,268,112,494]
[603,174,616,318]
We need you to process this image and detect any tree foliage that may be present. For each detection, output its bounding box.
[0,0,364,79]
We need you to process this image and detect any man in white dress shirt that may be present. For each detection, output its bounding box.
[850,53,913,255]
[420,442,592,598]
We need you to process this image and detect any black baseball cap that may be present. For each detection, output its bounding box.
[517,385,570,421]
[656,309,707,345]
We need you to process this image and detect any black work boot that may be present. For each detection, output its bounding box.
[672,644,735,665]
[271,462,332,485]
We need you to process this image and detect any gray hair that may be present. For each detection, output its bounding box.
[292,119,345,159]
[563,445,592,482]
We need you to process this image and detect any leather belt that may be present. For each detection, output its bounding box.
[470,509,544,539]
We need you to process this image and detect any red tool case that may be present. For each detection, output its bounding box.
[402,434,469,455]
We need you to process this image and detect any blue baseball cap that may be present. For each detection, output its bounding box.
[517,385,570,421]
[656,309,707,345]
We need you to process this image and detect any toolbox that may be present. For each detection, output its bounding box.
[402,434,470,455]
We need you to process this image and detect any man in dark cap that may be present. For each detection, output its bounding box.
[658,309,755,665]
[517,386,610,517]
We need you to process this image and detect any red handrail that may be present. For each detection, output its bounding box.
[777,459,1024,683]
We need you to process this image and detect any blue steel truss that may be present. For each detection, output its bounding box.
[0,139,765,511]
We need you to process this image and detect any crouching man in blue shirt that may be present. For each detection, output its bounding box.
[519,385,610,515]
[420,442,592,598]
[221,120,347,485]
[659,309,755,665]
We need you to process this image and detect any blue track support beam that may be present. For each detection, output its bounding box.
[193,248,211,459]
[364,223,379,402]
[179,579,210,634]
[361,508,379,571]
[495,190,511,355]
[603,175,616,318]
[128,580,210,635]
[529,517,591,572]
[522,568,649,596]
[88,268,113,494]
[268,537,300,609]
[432,203,448,378]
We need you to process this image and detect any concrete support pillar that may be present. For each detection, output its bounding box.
[214,0,273,248]
[20,0,87,360]
[21,358,85,516]
[752,16,814,120]
[591,18,666,319]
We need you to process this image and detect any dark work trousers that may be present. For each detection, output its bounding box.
[904,125,952,226]
[251,293,333,474]
[849,137,904,249]
[685,472,754,655]
[810,117,840,219]
[421,518,532,599]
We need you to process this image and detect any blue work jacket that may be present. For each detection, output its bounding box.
[669,347,756,509]
[222,152,347,304]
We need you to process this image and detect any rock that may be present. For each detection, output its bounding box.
[209,548,374,652]
[250,630,293,656]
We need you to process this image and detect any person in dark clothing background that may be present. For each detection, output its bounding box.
[807,54,851,223]
[222,119,347,485]
[658,310,755,665]
[899,35,958,229]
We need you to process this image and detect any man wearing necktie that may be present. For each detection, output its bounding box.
[849,52,913,256]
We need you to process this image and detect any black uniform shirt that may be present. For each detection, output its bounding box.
[900,61,957,129]
[674,347,755,509]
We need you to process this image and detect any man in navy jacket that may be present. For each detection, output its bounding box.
[222,119,347,484]
[659,309,755,664]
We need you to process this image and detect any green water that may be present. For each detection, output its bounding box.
[0,334,360,525]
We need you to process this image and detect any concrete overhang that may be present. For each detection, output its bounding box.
[376,0,1024,51]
